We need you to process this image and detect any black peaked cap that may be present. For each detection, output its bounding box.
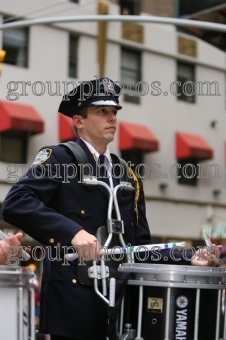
[58,77,122,117]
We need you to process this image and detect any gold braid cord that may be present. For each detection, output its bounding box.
[128,168,140,224]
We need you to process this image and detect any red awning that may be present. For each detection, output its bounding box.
[59,114,76,142]
[0,101,44,134]
[176,132,213,160]
[119,122,159,151]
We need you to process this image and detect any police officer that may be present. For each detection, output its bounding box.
[2,78,220,340]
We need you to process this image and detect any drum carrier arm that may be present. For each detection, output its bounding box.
[82,175,135,305]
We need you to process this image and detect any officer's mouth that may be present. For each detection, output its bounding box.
[105,126,116,131]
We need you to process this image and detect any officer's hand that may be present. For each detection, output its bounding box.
[8,232,23,245]
[191,244,221,267]
[0,232,23,265]
[71,230,102,261]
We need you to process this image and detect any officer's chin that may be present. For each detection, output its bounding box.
[105,130,116,141]
[107,134,115,143]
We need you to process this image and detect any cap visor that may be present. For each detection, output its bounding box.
[90,100,122,109]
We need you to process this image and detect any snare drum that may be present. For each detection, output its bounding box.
[0,266,35,340]
[118,263,226,340]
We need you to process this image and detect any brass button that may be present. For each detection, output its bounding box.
[57,243,61,247]
[72,279,77,284]
[49,238,54,244]
[80,210,85,215]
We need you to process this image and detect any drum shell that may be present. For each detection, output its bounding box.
[119,263,226,340]
[0,266,35,340]
[124,285,219,340]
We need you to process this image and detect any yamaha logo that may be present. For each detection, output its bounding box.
[176,296,189,308]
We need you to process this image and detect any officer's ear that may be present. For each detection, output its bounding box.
[72,115,83,129]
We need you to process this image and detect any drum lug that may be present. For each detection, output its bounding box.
[117,334,144,340]
[117,323,143,340]
[118,334,129,340]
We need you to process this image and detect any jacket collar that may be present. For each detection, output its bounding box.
[75,138,111,199]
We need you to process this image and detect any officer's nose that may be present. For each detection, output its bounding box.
[108,111,117,122]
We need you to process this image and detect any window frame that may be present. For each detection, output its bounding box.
[120,0,140,15]
[0,130,28,164]
[68,34,78,79]
[121,47,142,104]
[2,20,29,68]
[121,149,145,176]
[177,61,195,103]
[177,158,198,186]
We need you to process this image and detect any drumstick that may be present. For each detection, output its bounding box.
[108,242,186,255]
[202,229,213,248]
[64,241,186,260]
[0,230,31,260]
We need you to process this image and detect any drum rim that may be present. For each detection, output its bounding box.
[119,263,226,277]
[0,265,34,286]
[119,263,226,289]
[0,265,32,273]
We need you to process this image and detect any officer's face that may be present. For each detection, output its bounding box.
[73,105,118,146]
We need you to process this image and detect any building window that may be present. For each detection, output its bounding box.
[121,47,141,104]
[120,0,140,15]
[3,26,28,68]
[121,149,144,176]
[177,158,197,186]
[179,0,226,17]
[177,62,195,103]
[0,131,28,163]
[69,35,78,78]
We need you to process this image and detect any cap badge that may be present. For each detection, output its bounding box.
[101,78,115,95]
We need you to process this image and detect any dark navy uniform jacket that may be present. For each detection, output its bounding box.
[2,138,190,340]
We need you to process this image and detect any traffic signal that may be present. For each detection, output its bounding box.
[0,50,6,75]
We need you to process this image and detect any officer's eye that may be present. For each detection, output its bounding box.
[97,107,117,115]
[96,107,105,114]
